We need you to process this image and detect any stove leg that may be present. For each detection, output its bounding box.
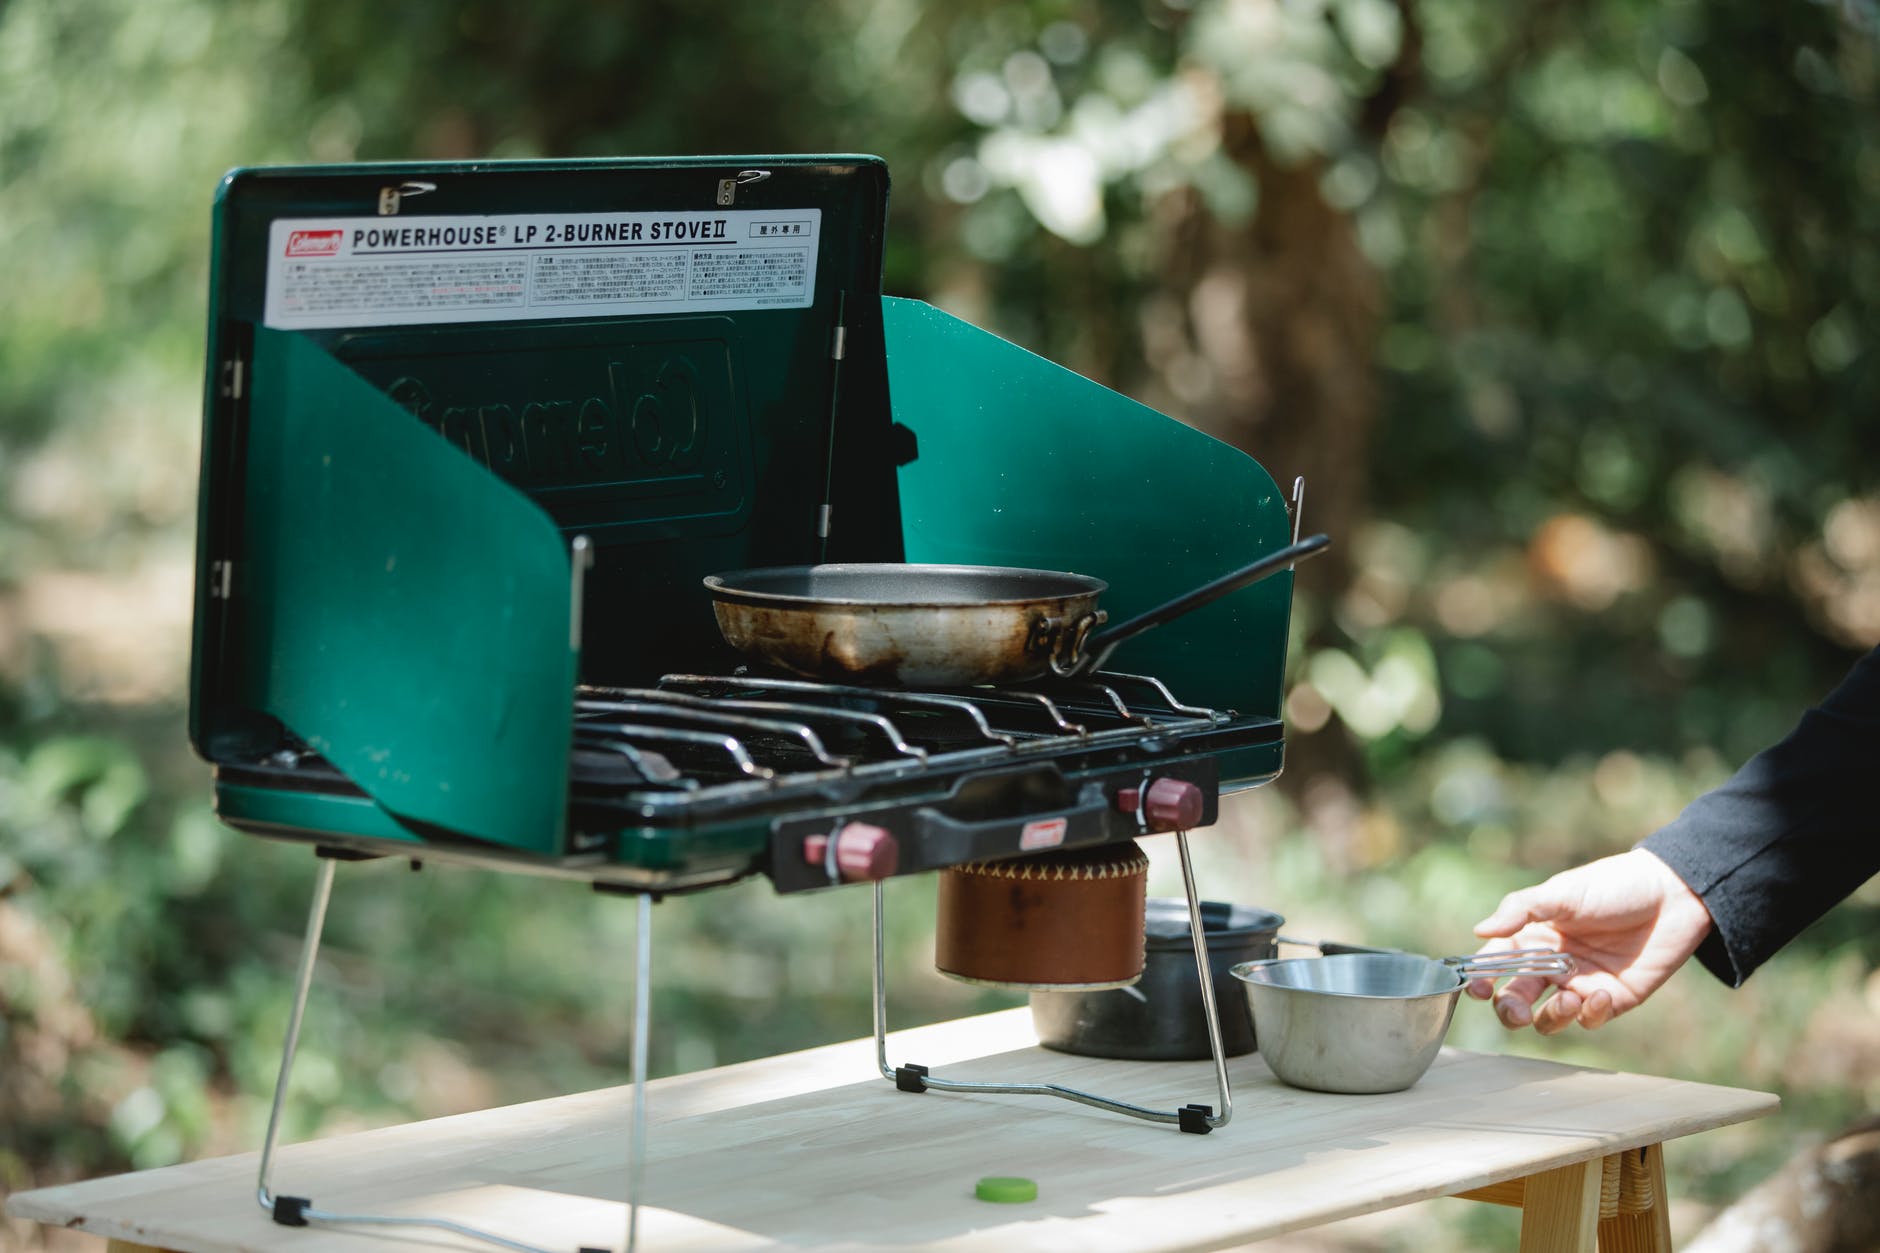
[623,892,652,1253]
[870,851,1235,1132]
[1175,828,1234,1131]
[872,881,892,1082]
[255,856,336,1218]
[250,856,578,1253]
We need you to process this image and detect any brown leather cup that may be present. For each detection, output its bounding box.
[934,841,1149,989]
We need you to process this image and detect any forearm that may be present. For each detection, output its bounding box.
[1640,645,1880,986]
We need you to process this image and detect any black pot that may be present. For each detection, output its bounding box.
[1029,898,1284,1061]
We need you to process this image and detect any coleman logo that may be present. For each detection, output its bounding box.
[1019,818,1068,851]
[382,348,718,491]
[285,229,344,258]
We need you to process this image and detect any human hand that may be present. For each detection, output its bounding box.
[1468,848,1714,1034]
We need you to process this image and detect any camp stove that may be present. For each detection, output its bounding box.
[191,156,1306,1251]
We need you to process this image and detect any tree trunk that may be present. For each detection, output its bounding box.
[1146,114,1384,801]
[1685,1115,1880,1253]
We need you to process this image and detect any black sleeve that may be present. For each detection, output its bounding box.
[1639,645,1880,987]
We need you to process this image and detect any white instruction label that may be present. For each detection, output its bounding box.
[262,209,822,329]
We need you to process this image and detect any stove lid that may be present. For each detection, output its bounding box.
[190,156,898,854]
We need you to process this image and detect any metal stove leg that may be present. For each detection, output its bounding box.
[873,881,891,1080]
[252,857,581,1253]
[255,856,336,1215]
[623,892,652,1253]
[872,853,1235,1133]
[1176,829,1233,1130]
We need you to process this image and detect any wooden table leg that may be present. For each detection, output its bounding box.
[1452,1142,1674,1252]
[1517,1157,1604,1253]
[1597,1144,1673,1253]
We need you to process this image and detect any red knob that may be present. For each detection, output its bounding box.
[1114,778,1206,833]
[803,822,899,882]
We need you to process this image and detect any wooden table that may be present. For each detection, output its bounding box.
[8,1009,1776,1253]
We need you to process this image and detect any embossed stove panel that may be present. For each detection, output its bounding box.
[335,318,753,540]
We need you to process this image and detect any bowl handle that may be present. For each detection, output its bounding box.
[1445,950,1575,979]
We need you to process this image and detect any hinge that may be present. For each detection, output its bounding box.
[209,560,235,600]
[378,180,437,216]
[830,324,847,360]
[716,168,771,206]
[220,359,244,400]
[568,535,594,653]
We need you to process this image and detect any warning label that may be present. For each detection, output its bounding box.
[531,252,686,306]
[688,249,809,300]
[262,209,821,330]
[282,258,528,318]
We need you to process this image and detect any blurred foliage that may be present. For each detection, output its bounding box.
[2,0,1877,1249]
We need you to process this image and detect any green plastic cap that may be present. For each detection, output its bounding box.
[974,1176,1038,1203]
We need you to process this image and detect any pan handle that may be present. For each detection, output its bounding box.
[1026,609,1106,668]
[1276,936,1399,956]
[1057,533,1331,677]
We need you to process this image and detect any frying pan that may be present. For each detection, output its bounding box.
[703,533,1329,687]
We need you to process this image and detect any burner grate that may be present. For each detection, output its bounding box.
[570,671,1234,800]
[213,665,1278,892]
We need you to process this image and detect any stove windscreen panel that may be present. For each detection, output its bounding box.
[884,298,1296,752]
[229,326,578,855]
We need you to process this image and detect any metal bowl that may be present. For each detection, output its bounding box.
[1229,953,1473,1094]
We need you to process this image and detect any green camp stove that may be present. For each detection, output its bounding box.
[192,156,1311,1251]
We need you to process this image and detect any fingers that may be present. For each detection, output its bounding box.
[1476,857,1631,939]
[1533,987,1582,1034]
[1536,986,1620,1033]
[1490,974,1555,1028]
[1473,874,1578,938]
[1577,988,1615,1029]
[1494,981,1621,1034]
[1472,888,1538,939]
